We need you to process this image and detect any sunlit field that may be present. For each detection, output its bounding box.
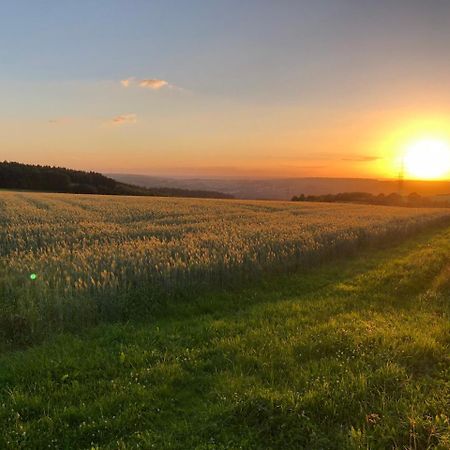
[1,191,450,449]
[1,190,450,344]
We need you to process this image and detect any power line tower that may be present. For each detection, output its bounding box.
[398,156,405,194]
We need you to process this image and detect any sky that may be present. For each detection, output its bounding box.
[1,0,450,178]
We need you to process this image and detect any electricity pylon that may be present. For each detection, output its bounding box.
[398,156,405,194]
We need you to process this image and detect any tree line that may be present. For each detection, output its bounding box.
[292,191,450,208]
[0,161,234,199]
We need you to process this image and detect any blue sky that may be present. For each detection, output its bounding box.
[1,1,450,177]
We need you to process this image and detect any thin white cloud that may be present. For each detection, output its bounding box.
[120,77,172,90]
[138,79,169,90]
[111,113,137,125]
[120,77,134,87]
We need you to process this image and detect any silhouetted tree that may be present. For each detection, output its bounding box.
[291,191,449,208]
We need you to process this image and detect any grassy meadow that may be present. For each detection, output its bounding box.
[0,191,449,449]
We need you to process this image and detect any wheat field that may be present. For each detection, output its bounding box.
[1,190,450,341]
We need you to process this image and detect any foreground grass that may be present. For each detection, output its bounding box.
[1,227,450,449]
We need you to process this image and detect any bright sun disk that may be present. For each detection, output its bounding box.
[403,139,450,180]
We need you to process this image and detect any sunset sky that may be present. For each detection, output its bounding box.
[1,0,450,178]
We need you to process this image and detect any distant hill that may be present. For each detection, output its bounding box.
[0,162,234,199]
[110,173,450,200]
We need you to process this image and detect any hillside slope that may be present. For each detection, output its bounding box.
[0,162,233,199]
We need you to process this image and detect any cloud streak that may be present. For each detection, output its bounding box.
[120,77,175,90]
[111,113,137,125]
[120,77,134,87]
[139,79,168,90]
[341,155,381,162]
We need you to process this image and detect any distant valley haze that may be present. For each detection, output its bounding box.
[109,173,450,201]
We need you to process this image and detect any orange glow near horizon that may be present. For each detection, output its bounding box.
[3,114,450,181]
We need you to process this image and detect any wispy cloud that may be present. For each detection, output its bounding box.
[138,79,169,90]
[120,77,175,90]
[341,155,381,162]
[120,77,134,87]
[111,113,137,125]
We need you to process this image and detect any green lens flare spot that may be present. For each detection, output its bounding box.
[30,273,37,280]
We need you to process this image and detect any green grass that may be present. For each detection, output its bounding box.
[1,226,449,449]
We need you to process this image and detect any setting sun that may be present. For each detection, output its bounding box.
[403,139,450,180]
